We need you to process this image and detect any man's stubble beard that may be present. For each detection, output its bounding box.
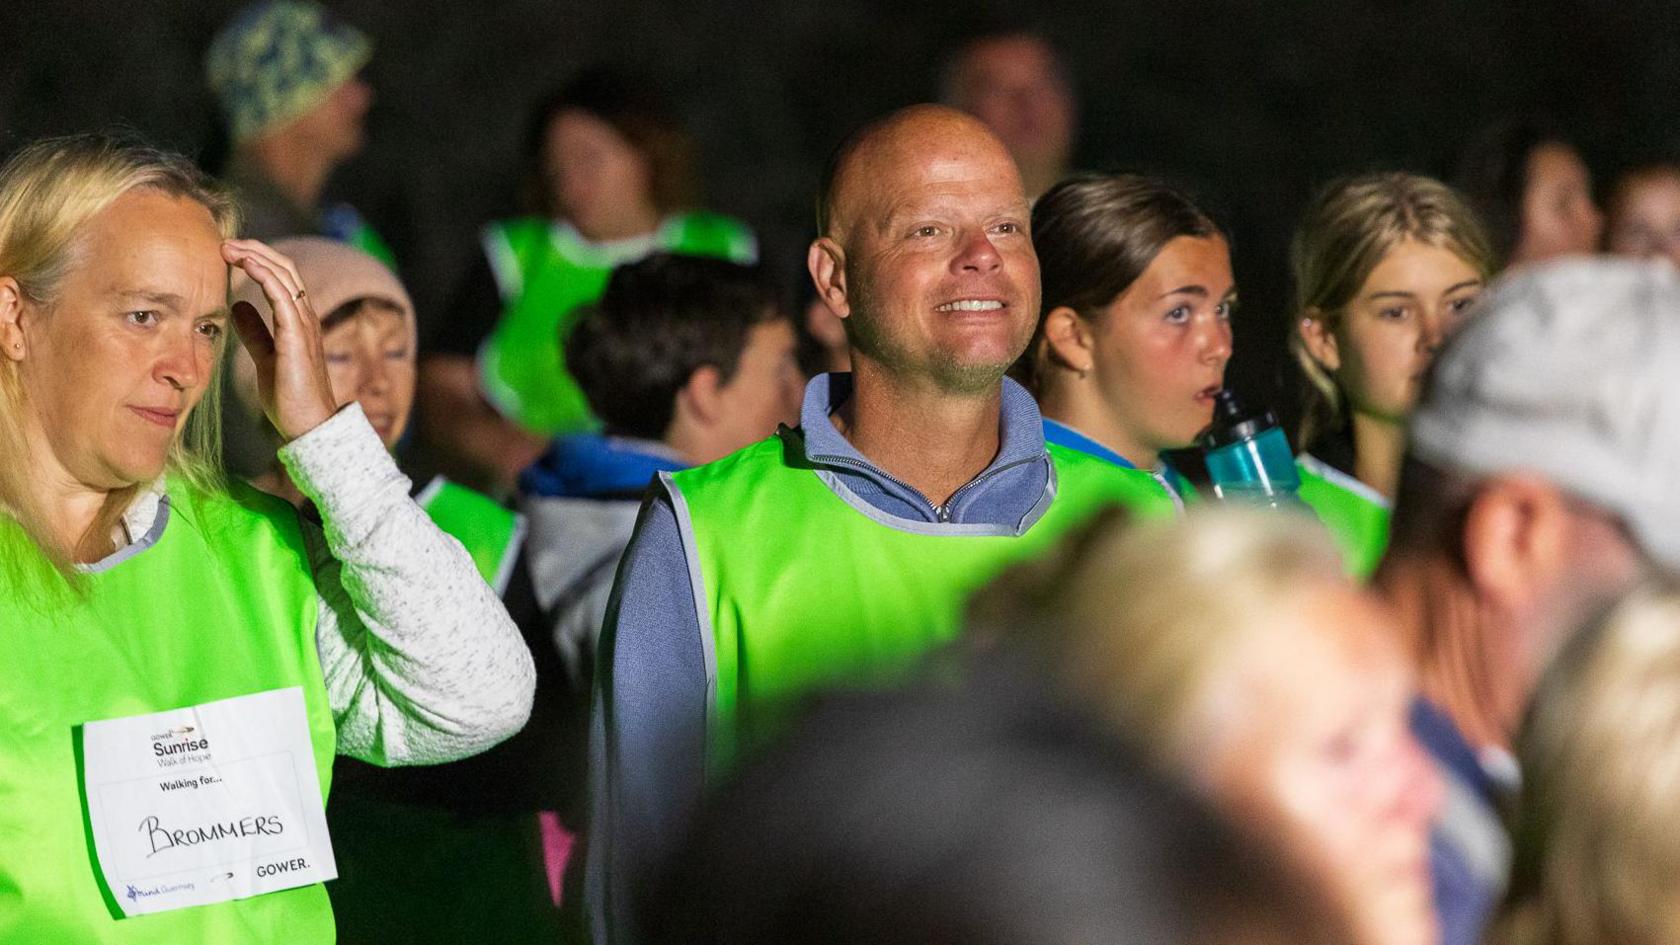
[845,279,1031,397]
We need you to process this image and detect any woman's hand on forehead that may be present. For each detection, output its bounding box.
[223,239,340,442]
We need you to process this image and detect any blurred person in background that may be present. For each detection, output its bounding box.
[419,69,757,495]
[519,255,801,925]
[1454,118,1602,270]
[226,237,530,593]
[646,680,1350,945]
[1375,258,1680,945]
[940,27,1077,201]
[206,0,395,480]
[587,104,1174,945]
[224,236,566,944]
[797,281,851,376]
[205,0,391,265]
[975,507,1441,945]
[1602,161,1680,268]
[1023,173,1390,575]
[1290,173,1494,508]
[1488,580,1680,945]
[521,252,802,695]
[0,134,532,943]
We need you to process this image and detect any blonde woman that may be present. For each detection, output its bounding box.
[1292,173,1494,503]
[977,508,1443,945]
[1489,581,1680,945]
[0,135,534,943]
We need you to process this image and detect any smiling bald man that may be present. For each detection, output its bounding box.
[585,105,1171,944]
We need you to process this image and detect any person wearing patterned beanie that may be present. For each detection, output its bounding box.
[205,0,393,267]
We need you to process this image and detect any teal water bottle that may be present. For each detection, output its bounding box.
[1197,390,1307,509]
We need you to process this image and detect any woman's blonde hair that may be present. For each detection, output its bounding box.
[0,134,239,590]
[970,507,1348,769]
[1490,580,1680,945]
[1288,172,1493,451]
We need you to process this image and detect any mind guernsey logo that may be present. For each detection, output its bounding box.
[124,879,196,903]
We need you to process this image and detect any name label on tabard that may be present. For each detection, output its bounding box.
[79,687,337,917]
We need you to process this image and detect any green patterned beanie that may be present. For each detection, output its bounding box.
[205,0,372,143]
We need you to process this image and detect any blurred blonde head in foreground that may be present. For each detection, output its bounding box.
[974,507,1443,945]
[1491,579,1680,945]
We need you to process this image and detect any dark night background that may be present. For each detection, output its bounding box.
[2,0,1675,423]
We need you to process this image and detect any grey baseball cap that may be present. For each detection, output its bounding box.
[1410,257,1680,571]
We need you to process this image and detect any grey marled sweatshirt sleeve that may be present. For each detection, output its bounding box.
[279,403,536,766]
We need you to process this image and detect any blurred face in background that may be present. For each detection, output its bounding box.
[1604,167,1680,268]
[947,34,1075,196]
[1305,239,1483,426]
[1510,143,1602,266]
[1197,583,1442,945]
[803,293,852,374]
[702,315,804,462]
[282,76,373,165]
[320,299,414,449]
[543,108,659,241]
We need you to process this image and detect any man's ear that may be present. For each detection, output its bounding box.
[676,364,725,429]
[1041,306,1095,374]
[808,238,851,319]
[0,277,29,363]
[1461,476,1570,615]
[1298,307,1340,373]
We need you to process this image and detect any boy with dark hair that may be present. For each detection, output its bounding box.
[520,252,803,689]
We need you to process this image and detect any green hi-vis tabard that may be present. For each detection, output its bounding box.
[345,222,397,272]
[0,481,337,944]
[1295,455,1392,580]
[476,212,758,436]
[666,434,1176,774]
[1165,462,1389,580]
[415,476,526,596]
[322,203,398,272]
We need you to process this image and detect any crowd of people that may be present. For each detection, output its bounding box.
[4,2,1680,945]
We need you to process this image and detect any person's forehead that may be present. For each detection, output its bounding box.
[1222,596,1401,719]
[883,155,1018,202]
[1133,235,1233,285]
[74,192,225,300]
[859,146,1023,219]
[326,297,410,331]
[1529,144,1589,182]
[964,36,1060,79]
[1618,172,1680,208]
[747,317,797,349]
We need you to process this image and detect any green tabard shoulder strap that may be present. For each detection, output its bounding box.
[477,212,758,436]
[0,480,335,944]
[1296,456,1392,579]
[345,220,397,271]
[321,203,397,271]
[416,476,526,595]
[667,434,1174,773]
